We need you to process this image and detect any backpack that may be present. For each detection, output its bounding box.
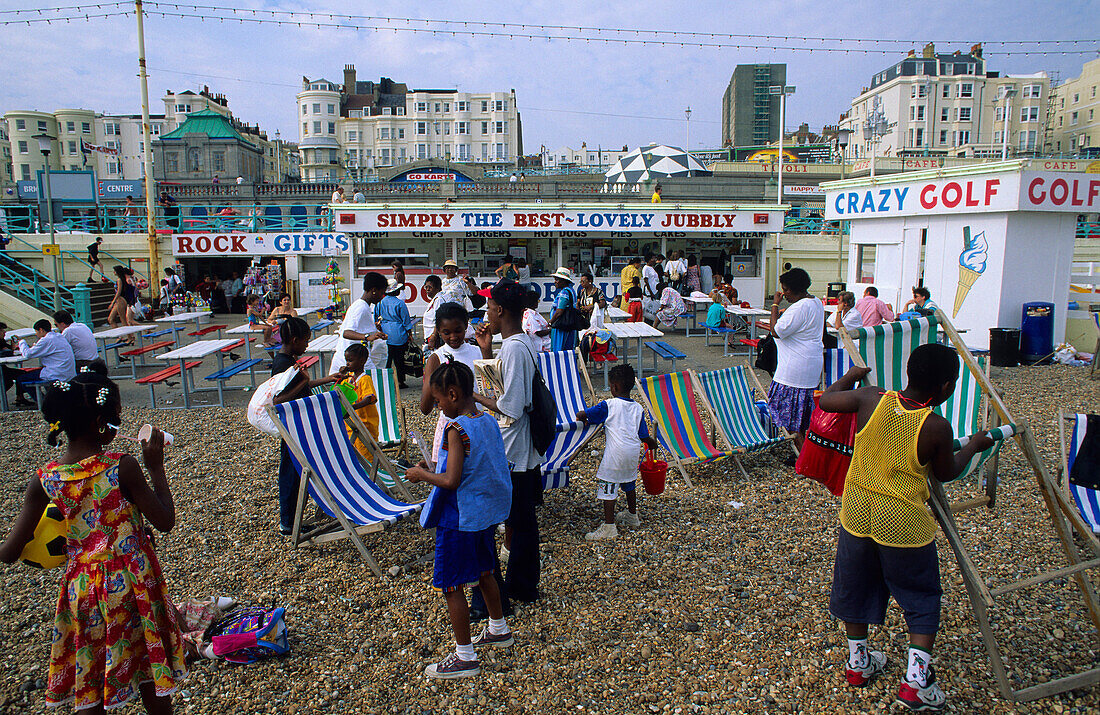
[517,340,556,456]
[205,607,290,665]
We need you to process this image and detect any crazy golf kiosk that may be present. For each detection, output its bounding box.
[824,161,1097,350]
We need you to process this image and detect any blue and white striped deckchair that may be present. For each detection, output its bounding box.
[537,349,601,490]
[1062,413,1100,533]
[692,366,788,478]
[270,390,421,577]
[822,348,854,388]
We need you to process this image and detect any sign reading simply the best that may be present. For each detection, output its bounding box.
[335,208,782,233]
[172,232,348,256]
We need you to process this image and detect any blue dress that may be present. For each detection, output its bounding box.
[551,285,578,352]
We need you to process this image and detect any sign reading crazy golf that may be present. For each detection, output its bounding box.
[334,207,782,233]
[172,232,348,256]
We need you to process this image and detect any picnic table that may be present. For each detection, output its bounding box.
[0,354,29,412]
[226,323,265,359]
[155,310,212,336]
[606,306,630,322]
[92,325,158,375]
[607,322,664,373]
[726,307,771,341]
[296,305,329,317]
[155,338,241,409]
[7,328,35,340]
[304,333,342,377]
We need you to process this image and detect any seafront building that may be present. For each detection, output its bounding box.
[721,64,787,148]
[1049,57,1100,155]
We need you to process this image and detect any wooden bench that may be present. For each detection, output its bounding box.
[589,351,619,391]
[204,358,266,403]
[135,361,202,408]
[644,340,688,373]
[299,355,320,377]
[187,324,228,339]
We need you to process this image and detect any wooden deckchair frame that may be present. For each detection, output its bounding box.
[366,367,409,462]
[742,365,800,457]
[688,368,793,480]
[839,312,1100,702]
[267,391,418,578]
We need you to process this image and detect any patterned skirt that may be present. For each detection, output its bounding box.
[767,380,816,433]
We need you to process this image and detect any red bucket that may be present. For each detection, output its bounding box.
[640,448,668,495]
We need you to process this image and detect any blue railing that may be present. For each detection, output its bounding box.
[782,216,849,235]
[4,234,148,285]
[0,252,76,314]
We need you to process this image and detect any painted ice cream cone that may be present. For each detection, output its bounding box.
[953,266,981,317]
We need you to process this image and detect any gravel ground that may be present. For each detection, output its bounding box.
[0,360,1099,714]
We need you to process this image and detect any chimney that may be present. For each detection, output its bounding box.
[922,42,935,58]
[907,49,915,57]
[343,64,356,94]
[970,42,982,58]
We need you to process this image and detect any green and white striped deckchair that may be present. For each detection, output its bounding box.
[692,366,789,478]
[364,367,407,461]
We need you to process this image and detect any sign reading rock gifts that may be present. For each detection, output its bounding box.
[335,208,782,233]
[172,232,349,256]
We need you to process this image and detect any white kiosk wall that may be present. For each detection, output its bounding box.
[826,164,1096,349]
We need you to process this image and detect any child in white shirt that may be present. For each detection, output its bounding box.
[576,363,658,540]
[521,288,551,352]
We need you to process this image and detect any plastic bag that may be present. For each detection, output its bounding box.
[794,394,857,496]
[246,367,299,436]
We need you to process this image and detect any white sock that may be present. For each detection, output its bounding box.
[488,617,509,636]
[847,638,869,669]
[455,643,476,662]
[907,646,931,686]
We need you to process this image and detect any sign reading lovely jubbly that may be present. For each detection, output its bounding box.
[334,208,782,233]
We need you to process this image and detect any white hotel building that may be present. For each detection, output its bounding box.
[296,65,522,182]
[839,44,1051,160]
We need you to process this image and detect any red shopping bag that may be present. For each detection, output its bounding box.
[794,393,857,497]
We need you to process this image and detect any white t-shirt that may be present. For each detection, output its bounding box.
[772,296,825,389]
[522,308,551,352]
[595,398,645,483]
[841,306,863,332]
[496,335,542,471]
[421,293,446,344]
[329,298,376,373]
[642,265,659,298]
[331,191,345,203]
[62,322,99,362]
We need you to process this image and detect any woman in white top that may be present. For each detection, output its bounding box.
[420,301,483,461]
[766,267,825,450]
[833,291,863,333]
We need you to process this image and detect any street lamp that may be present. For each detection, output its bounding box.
[770,85,796,206]
[998,86,1017,160]
[921,80,933,156]
[834,128,853,279]
[33,133,61,311]
[862,96,893,179]
[835,128,853,179]
[684,106,692,153]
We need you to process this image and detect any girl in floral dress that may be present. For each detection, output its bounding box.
[0,364,187,713]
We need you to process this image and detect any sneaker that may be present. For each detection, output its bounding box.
[471,626,514,648]
[845,650,887,687]
[895,670,947,711]
[616,511,641,529]
[585,523,618,541]
[424,653,479,679]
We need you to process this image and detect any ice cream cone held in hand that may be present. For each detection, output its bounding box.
[953,226,987,317]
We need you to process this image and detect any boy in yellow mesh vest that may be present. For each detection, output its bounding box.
[819,344,993,712]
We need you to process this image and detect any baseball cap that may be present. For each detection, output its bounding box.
[479,279,526,315]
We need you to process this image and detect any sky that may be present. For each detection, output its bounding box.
[0,0,1096,154]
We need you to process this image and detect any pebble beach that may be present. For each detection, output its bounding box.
[1,363,1099,714]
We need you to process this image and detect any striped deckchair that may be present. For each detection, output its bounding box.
[1061,412,1100,533]
[847,315,941,390]
[637,371,733,488]
[364,367,407,461]
[822,348,854,388]
[537,349,601,490]
[269,390,420,577]
[692,366,789,478]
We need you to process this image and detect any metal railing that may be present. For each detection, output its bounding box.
[0,252,76,314]
[3,233,148,284]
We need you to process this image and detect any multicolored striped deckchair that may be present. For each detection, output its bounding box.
[536,349,601,490]
[636,371,733,488]
[692,366,789,478]
[269,390,420,577]
[1061,412,1100,534]
[364,368,407,461]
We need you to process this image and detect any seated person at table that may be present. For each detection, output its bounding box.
[14,320,76,407]
[834,291,864,333]
[0,322,17,396]
[53,310,99,370]
[900,287,938,318]
[247,295,278,348]
[705,290,737,348]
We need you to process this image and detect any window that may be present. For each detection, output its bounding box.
[379,127,390,140]
[417,144,428,159]
[327,104,335,114]
[1072,111,1079,125]
[1090,109,1095,121]
[994,130,1003,144]
[302,105,308,115]
[313,121,321,133]
[481,143,489,160]
[494,100,507,111]
[1058,116,1064,127]
[911,85,917,99]
[416,102,427,112]
[495,142,507,159]
[38,120,48,132]
[416,121,428,135]
[398,147,406,160]
[918,84,928,98]
[456,121,468,135]
[312,103,321,113]
[434,122,441,136]
[1018,130,1037,150]
[1074,93,1080,103]
[444,103,450,112]
[941,107,950,122]
[493,121,507,134]
[68,141,77,154]
[457,144,470,160]
[434,103,441,113]
[397,128,404,139]
[1020,106,1039,122]
[457,101,468,112]
[15,118,26,131]
[855,244,876,283]
[327,122,335,134]
[954,130,970,146]
[382,107,391,116]
[380,148,391,165]
[958,107,971,122]
[956,83,973,98]
[915,127,924,147]
[302,122,308,135]
[443,123,450,135]
[347,130,357,141]
[942,84,951,98]
[20,164,30,180]
[395,107,405,116]
[1093,86,1097,98]
[105,123,119,136]
[995,107,1004,122]
[66,121,75,133]
[1023,84,1042,98]
[17,140,27,154]
[481,121,489,135]
[212,151,225,172]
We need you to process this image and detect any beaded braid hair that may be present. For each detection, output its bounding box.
[429,359,474,399]
[278,316,310,344]
[41,362,121,447]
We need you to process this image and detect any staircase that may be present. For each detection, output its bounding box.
[0,252,113,325]
[86,282,115,327]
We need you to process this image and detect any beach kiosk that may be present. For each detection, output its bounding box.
[824,161,1096,349]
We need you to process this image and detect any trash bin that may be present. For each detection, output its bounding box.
[989,328,1021,367]
[1020,301,1055,362]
